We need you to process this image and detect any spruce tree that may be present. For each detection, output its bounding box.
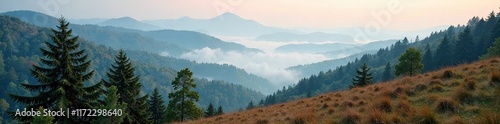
[435,35,452,68]
[395,48,423,77]
[33,107,54,124]
[148,88,167,124]
[102,50,151,124]
[422,44,434,72]
[246,101,254,110]
[9,17,103,123]
[381,62,393,82]
[204,103,215,117]
[454,26,475,63]
[166,68,203,122]
[91,86,127,124]
[349,63,373,89]
[216,106,224,115]
[482,38,500,59]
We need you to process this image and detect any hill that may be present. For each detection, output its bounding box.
[0,15,266,119]
[254,32,354,43]
[98,17,162,31]
[184,57,500,123]
[142,12,299,37]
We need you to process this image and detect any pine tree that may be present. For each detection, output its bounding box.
[91,86,127,124]
[33,107,54,124]
[435,35,452,68]
[395,48,423,77]
[166,68,203,122]
[216,106,224,115]
[102,50,151,124]
[148,88,167,124]
[422,44,434,72]
[349,63,373,89]
[381,62,393,82]
[246,101,254,110]
[9,17,103,123]
[204,103,215,117]
[454,26,476,63]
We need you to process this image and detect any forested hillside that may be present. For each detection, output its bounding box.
[261,11,500,106]
[0,16,264,123]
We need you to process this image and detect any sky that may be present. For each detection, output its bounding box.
[1,0,499,31]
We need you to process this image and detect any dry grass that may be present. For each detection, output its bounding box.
[181,58,500,124]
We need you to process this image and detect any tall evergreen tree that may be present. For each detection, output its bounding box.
[349,63,373,89]
[102,50,151,124]
[148,88,167,124]
[482,38,500,59]
[33,107,54,124]
[204,103,215,117]
[9,17,103,123]
[435,35,452,68]
[381,62,393,82]
[216,106,224,115]
[395,48,423,77]
[246,101,254,110]
[91,86,127,124]
[166,68,203,122]
[454,26,476,63]
[422,44,434,72]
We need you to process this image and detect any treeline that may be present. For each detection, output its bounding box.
[0,16,263,123]
[259,11,500,106]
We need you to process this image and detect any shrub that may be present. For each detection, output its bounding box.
[474,112,500,124]
[491,71,500,86]
[452,88,474,104]
[435,97,459,113]
[415,106,439,124]
[339,109,360,124]
[373,97,392,112]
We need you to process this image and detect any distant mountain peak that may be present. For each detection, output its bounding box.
[212,12,244,20]
[110,17,137,22]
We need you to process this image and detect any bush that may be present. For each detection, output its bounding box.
[453,88,474,104]
[415,106,439,124]
[435,97,459,113]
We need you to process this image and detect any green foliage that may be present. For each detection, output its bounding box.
[91,86,127,124]
[350,63,373,89]
[381,62,393,82]
[32,107,54,124]
[422,44,434,72]
[8,17,103,123]
[246,101,255,110]
[454,26,475,63]
[148,88,167,124]
[102,50,151,124]
[166,68,203,122]
[483,38,500,59]
[435,35,452,68]
[396,48,423,77]
[204,102,215,117]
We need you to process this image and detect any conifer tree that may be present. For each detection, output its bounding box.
[204,103,215,117]
[33,107,54,124]
[395,48,423,77]
[381,62,393,82]
[422,44,434,72]
[102,50,151,124]
[435,35,452,68]
[246,101,254,110]
[482,38,500,59]
[216,106,224,115]
[148,88,167,124]
[91,86,127,124]
[166,68,203,122]
[9,17,103,123]
[350,63,373,89]
[454,26,475,63]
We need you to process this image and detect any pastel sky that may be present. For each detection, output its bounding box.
[1,0,499,31]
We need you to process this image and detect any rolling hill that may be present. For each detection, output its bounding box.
[184,57,500,123]
[98,17,162,31]
[254,32,354,43]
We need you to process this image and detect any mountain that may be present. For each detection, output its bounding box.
[275,40,396,55]
[68,18,107,25]
[0,10,262,55]
[0,15,265,117]
[254,32,354,43]
[142,12,299,37]
[191,57,500,123]
[98,17,163,31]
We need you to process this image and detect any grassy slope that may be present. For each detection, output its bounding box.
[182,57,500,124]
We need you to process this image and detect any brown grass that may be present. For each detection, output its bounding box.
[181,58,500,124]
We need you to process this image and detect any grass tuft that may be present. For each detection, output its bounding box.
[491,70,500,86]
[339,109,360,124]
[452,87,474,104]
[473,112,500,124]
[442,70,454,79]
[415,106,439,124]
[435,97,460,113]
